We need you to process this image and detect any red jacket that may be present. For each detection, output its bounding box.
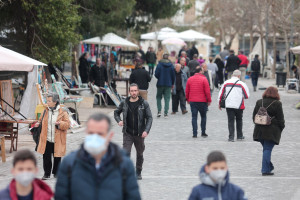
[185,73,211,103]
[238,54,249,66]
[2,179,54,200]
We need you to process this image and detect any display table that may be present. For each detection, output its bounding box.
[113,77,129,97]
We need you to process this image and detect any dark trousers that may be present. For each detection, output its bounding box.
[43,141,61,176]
[172,89,186,112]
[226,108,243,139]
[260,139,275,173]
[123,132,145,171]
[190,102,208,136]
[251,72,259,87]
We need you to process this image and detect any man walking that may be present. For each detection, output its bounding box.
[171,64,188,115]
[250,54,261,91]
[202,63,213,92]
[186,66,211,138]
[89,58,108,87]
[218,70,250,142]
[238,51,249,82]
[180,57,190,77]
[130,59,151,100]
[188,54,200,76]
[220,47,229,62]
[207,57,218,88]
[55,113,141,199]
[225,50,241,79]
[146,47,157,77]
[155,53,175,118]
[114,83,153,180]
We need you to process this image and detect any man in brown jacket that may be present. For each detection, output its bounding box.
[36,93,70,180]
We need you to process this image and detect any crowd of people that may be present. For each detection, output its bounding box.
[0,44,288,200]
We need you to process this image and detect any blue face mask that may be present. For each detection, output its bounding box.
[83,134,107,156]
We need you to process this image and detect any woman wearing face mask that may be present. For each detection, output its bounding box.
[35,93,70,180]
[0,149,54,200]
[188,151,247,200]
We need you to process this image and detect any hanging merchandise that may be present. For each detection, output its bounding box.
[91,44,95,57]
[95,45,99,57]
[81,44,85,53]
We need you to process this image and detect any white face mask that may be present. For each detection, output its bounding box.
[209,170,227,184]
[83,134,107,156]
[15,171,36,187]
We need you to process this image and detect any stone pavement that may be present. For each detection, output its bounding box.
[0,77,300,200]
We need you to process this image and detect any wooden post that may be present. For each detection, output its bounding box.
[0,136,6,162]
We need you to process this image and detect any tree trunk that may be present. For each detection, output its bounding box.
[250,30,254,53]
[272,29,276,79]
[260,32,265,64]
[71,45,78,82]
[284,30,290,78]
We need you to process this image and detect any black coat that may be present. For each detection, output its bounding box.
[252,98,285,145]
[188,46,199,60]
[89,64,108,87]
[146,52,156,64]
[78,57,89,83]
[114,97,153,136]
[226,54,241,72]
[129,68,151,90]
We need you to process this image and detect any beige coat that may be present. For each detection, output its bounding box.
[37,107,70,157]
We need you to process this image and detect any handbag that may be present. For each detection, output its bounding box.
[220,80,239,108]
[31,110,46,148]
[254,99,276,125]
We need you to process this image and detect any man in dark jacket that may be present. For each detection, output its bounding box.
[189,151,247,200]
[188,44,199,60]
[146,47,157,77]
[55,113,141,200]
[155,53,176,118]
[250,54,261,91]
[130,60,151,100]
[188,54,200,76]
[114,83,153,180]
[138,46,146,62]
[89,58,108,87]
[78,52,90,83]
[225,50,241,79]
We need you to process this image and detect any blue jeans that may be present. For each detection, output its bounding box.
[251,72,259,87]
[260,139,275,173]
[190,102,207,136]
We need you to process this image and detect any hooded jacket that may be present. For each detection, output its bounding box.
[0,179,53,200]
[155,59,175,87]
[114,96,153,136]
[188,165,247,200]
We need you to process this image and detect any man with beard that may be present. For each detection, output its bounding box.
[114,83,153,180]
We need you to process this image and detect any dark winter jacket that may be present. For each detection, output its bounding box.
[114,97,153,136]
[251,58,261,72]
[226,54,241,72]
[78,56,89,83]
[146,51,156,64]
[155,59,175,87]
[0,179,53,200]
[189,46,199,60]
[188,165,247,200]
[172,70,188,95]
[215,58,224,74]
[55,143,141,200]
[89,64,108,87]
[129,68,151,90]
[253,98,285,145]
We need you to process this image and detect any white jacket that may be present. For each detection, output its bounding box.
[218,77,250,109]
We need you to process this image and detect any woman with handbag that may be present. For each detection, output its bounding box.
[252,87,285,176]
[35,94,70,180]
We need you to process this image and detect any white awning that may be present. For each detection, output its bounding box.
[178,29,215,42]
[82,37,101,44]
[101,33,138,48]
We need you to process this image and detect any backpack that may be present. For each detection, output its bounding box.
[254,99,276,125]
[251,60,260,72]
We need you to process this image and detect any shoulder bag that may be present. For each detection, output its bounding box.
[220,80,239,108]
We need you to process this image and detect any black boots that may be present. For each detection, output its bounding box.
[136,169,142,180]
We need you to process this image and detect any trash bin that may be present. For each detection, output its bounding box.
[276,72,287,87]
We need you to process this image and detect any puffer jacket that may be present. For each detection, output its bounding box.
[188,165,247,200]
[218,77,250,110]
[55,143,141,200]
[114,97,153,136]
[155,59,175,87]
[0,179,53,200]
[185,73,211,103]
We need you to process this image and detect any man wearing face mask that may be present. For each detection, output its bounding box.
[114,83,153,180]
[188,151,247,200]
[35,93,70,180]
[0,149,54,200]
[55,113,141,200]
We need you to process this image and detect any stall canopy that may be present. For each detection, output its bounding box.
[0,46,47,71]
[101,33,138,48]
[162,38,186,54]
[290,46,300,54]
[178,29,215,43]
[82,36,101,44]
[140,27,180,41]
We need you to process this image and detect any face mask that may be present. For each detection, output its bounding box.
[15,171,35,187]
[83,134,107,156]
[209,170,227,184]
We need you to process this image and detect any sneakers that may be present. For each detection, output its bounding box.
[164,114,168,118]
[136,170,142,180]
[182,110,188,115]
[171,112,176,115]
[237,136,245,141]
[192,135,197,138]
[262,172,274,176]
[157,112,161,118]
[228,138,235,142]
[201,133,208,138]
[42,175,50,180]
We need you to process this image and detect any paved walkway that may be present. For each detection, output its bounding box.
[0,78,300,200]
